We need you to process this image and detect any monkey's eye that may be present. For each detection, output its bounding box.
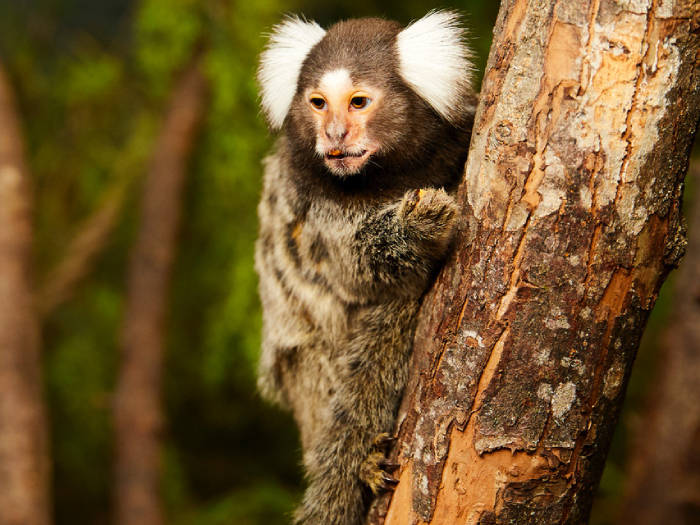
[310,97,327,110]
[350,96,371,110]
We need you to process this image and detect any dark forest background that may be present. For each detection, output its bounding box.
[0,1,695,524]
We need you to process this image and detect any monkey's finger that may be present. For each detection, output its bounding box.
[402,189,421,214]
[374,433,398,448]
[379,459,400,472]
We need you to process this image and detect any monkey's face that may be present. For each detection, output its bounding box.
[304,68,383,177]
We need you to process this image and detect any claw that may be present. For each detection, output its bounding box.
[382,474,399,486]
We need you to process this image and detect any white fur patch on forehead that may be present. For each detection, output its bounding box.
[396,10,473,123]
[258,16,326,129]
[319,69,353,94]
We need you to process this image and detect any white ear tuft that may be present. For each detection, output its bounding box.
[258,16,326,129]
[396,10,473,123]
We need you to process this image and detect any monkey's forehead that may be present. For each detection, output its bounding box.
[299,18,403,89]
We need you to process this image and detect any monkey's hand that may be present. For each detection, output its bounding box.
[398,188,458,254]
[349,187,457,298]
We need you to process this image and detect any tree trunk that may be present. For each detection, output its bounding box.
[113,59,207,525]
[617,160,700,525]
[0,64,51,525]
[369,1,700,524]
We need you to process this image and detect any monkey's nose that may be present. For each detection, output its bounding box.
[325,121,348,141]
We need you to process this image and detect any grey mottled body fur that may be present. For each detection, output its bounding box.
[255,14,475,525]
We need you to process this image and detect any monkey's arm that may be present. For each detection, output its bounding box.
[344,188,457,298]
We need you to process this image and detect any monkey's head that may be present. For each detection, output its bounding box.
[258,11,474,178]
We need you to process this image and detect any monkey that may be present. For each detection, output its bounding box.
[254,11,475,525]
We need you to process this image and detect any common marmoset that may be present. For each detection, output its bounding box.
[255,11,475,525]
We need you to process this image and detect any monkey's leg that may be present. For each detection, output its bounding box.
[295,333,411,523]
[295,422,387,525]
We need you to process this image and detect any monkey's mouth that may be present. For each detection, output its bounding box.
[323,148,372,176]
[324,149,367,160]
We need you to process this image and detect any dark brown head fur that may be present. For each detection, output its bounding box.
[284,18,473,193]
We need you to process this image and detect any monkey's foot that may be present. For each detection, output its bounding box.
[360,452,399,494]
[360,433,400,495]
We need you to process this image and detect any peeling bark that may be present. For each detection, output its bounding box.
[617,161,700,525]
[369,1,700,524]
[0,63,51,525]
[113,59,207,525]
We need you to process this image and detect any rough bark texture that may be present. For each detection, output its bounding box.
[113,60,207,525]
[0,64,51,525]
[617,161,700,525]
[369,1,700,524]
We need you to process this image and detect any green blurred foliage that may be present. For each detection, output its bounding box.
[0,1,691,524]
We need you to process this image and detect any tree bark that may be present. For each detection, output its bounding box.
[617,160,700,525]
[113,59,207,525]
[369,1,700,524]
[0,64,51,525]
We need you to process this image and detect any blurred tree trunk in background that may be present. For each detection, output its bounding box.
[369,1,700,524]
[113,58,207,525]
[0,64,51,525]
[618,161,700,525]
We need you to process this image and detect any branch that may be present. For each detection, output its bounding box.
[38,175,133,317]
[370,1,700,523]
